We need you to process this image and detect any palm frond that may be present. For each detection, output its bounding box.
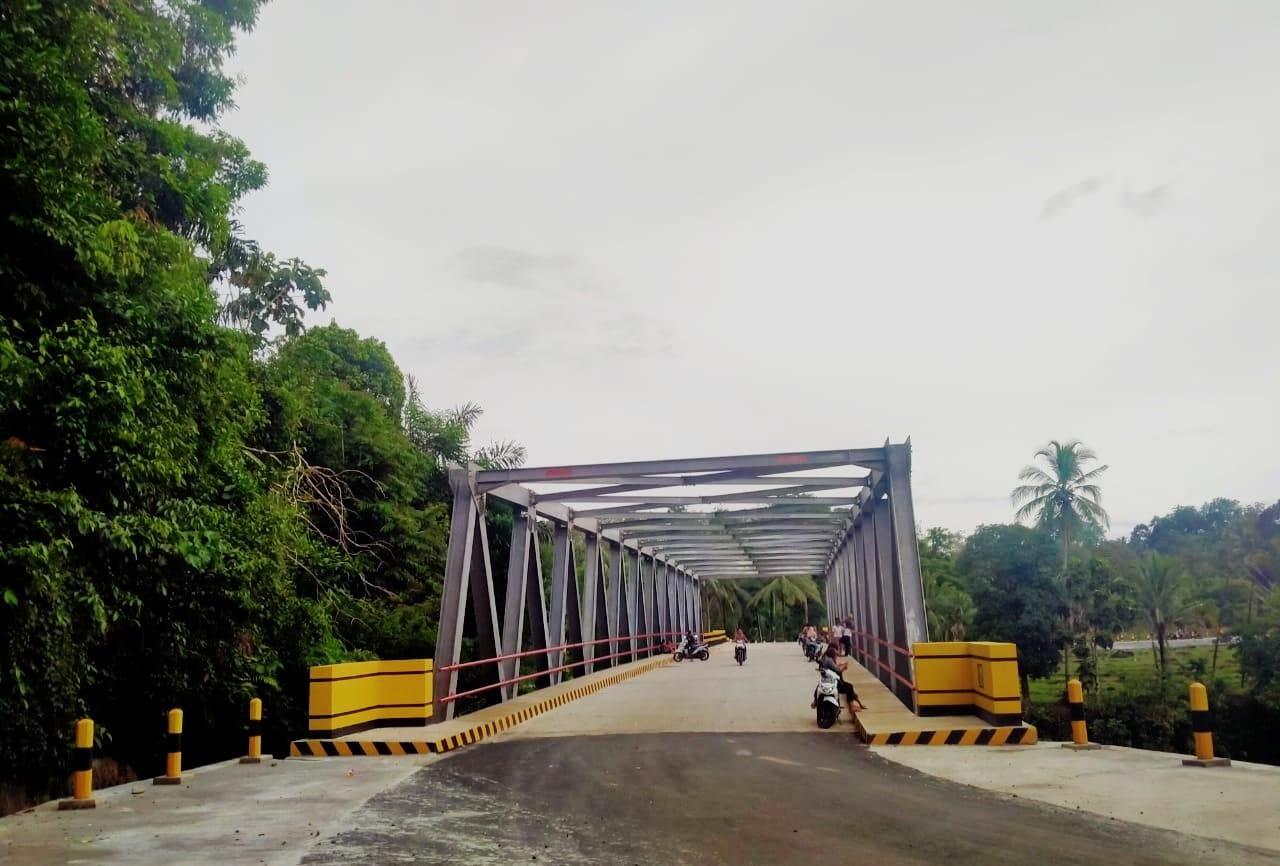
[1016,466,1055,485]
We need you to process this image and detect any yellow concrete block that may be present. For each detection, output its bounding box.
[308,659,433,734]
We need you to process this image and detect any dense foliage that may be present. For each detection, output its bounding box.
[920,449,1279,763]
[0,0,518,810]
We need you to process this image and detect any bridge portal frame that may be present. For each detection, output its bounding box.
[431,443,927,722]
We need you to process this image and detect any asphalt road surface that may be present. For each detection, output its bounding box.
[301,733,1273,866]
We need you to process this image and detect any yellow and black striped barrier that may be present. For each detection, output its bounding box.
[58,718,96,810]
[291,653,671,758]
[864,725,1038,746]
[154,708,183,785]
[1182,682,1230,767]
[1062,678,1101,751]
[240,697,263,764]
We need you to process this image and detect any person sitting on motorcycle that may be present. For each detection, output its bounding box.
[813,644,866,713]
[734,627,746,643]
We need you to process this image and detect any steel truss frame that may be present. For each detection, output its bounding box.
[432,443,927,721]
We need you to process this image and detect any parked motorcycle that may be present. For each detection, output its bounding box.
[673,635,710,662]
[734,640,747,665]
[815,667,841,729]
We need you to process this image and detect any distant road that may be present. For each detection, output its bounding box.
[1112,637,1221,651]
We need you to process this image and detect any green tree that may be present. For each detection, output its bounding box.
[1061,555,1131,691]
[748,576,823,640]
[1237,587,1280,710]
[0,0,333,800]
[1011,440,1109,685]
[919,527,974,640]
[1012,440,1110,570]
[402,381,526,472]
[1130,553,1194,674]
[957,525,1063,697]
[255,324,448,602]
[701,579,751,632]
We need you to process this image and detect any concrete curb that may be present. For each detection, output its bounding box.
[289,654,672,758]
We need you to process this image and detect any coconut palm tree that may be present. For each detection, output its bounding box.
[700,579,751,631]
[748,576,823,640]
[1012,440,1109,688]
[1011,440,1110,570]
[1131,553,1194,673]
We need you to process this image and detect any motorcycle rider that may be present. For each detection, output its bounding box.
[813,644,865,715]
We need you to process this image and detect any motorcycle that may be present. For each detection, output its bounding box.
[734,640,747,665]
[815,667,841,729]
[803,638,826,662]
[673,635,710,662]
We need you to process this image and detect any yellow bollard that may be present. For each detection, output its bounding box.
[240,698,263,764]
[1061,679,1101,751]
[154,708,184,784]
[1183,682,1230,767]
[57,718,96,810]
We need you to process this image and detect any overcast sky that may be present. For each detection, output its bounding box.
[223,1,1279,537]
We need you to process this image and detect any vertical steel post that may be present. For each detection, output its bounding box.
[656,561,669,641]
[564,549,584,675]
[858,512,883,684]
[522,515,552,690]
[675,568,687,632]
[634,550,650,658]
[434,472,502,722]
[873,494,907,702]
[547,523,572,685]
[850,526,865,665]
[626,546,641,660]
[610,540,629,661]
[581,531,601,674]
[886,442,929,650]
[499,508,534,700]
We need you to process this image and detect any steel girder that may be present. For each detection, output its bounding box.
[431,444,927,723]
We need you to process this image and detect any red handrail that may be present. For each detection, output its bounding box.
[851,629,913,658]
[437,629,684,673]
[440,639,671,704]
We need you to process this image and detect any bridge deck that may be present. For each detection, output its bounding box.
[488,642,1006,742]
[292,642,1025,757]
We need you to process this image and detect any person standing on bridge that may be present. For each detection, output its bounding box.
[841,618,854,658]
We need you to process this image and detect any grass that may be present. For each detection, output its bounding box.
[1028,643,1243,704]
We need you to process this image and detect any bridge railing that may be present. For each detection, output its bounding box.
[850,629,917,696]
[434,628,726,715]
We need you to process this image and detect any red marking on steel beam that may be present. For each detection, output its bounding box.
[777,454,809,464]
[543,467,574,478]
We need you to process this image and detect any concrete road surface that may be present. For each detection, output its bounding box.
[300,733,1275,866]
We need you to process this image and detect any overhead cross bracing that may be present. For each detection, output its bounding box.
[432,442,930,721]
[477,448,876,579]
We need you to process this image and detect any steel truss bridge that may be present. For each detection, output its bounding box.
[432,442,927,720]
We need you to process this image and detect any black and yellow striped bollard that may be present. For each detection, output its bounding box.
[1182,682,1230,767]
[57,718,96,810]
[154,708,184,784]
[1061,679,1101,751]
[240,697,263,764]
